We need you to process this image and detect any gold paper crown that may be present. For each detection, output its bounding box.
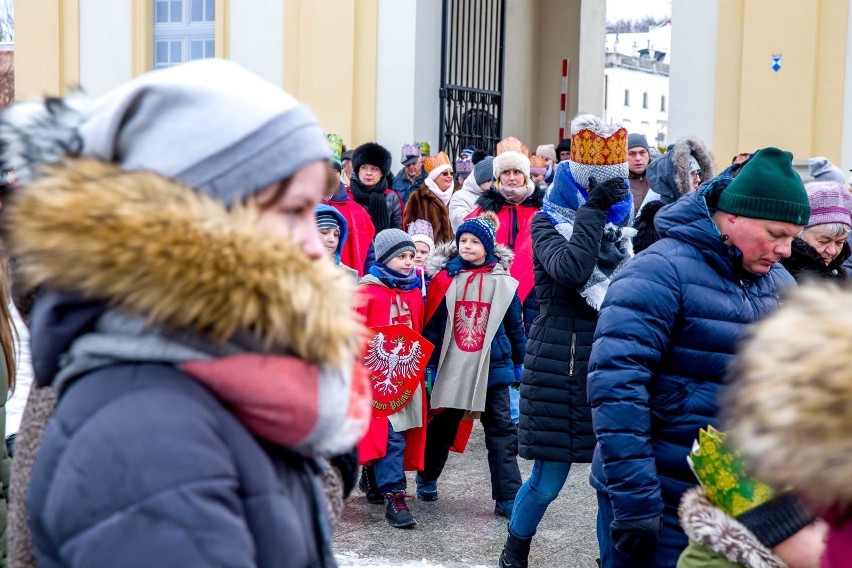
[688,426,774,518]
[326,133,344,164]
[570,127,628,166]
[423,151,451,174]
[496,136,529,156]
[529,155,547,169]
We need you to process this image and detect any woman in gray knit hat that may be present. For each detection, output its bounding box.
[1,59,369,568]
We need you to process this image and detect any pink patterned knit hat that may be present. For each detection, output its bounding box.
[804,181,852,228]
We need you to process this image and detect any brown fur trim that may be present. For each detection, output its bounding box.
[403,185,454,245]
[723,283,852,506]
[6,159,360,367]
[679,486,786,568]
[672,137,715,196]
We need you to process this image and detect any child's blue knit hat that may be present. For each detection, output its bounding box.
[456,215,497,258]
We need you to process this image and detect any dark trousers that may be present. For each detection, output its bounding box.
[419,385,522,502]
[596,491,686,568]
[372,422,406,494]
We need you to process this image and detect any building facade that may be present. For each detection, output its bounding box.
[15,0,605,172]
[669,0,852,172]
[603,24,670,148]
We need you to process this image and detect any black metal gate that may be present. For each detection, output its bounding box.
[439,0,506,161]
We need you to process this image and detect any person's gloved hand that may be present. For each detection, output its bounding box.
[585,176,629,211]
[513,364,523,383]
[611,515,661,557]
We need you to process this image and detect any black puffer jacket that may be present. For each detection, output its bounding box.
[518,209,604,463]
[780,237,850,282]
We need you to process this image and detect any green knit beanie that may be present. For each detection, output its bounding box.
[717,147,811,225]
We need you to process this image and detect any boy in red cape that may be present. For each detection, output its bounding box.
[356,229,426,528]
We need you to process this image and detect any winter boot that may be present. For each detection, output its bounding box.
[494,499,515,520]
[498,531,532,568]
[384,491,417,528]
[415,474,438,501]
[358,465,383,504]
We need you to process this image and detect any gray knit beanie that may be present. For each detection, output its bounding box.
[1,59,330,206]
[473,156,495,186]
[628,133,650,152]
[374,229,416,265]
[808,156,846,183]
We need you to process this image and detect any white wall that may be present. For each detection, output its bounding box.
[413,0,442,159]
[79,0,133,96]
[668,0,718,144]
[231,0,284,87]
[577,0,605,115]
[376,0,441,173]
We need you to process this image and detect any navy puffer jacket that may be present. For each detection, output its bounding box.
[587,182,796,524]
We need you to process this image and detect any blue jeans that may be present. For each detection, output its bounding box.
[508,386,520,424]
[596,491,686,568]
[372,422,406,494]
[508,460,571,538]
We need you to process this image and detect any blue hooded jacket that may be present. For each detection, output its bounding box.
[587,181,796,528]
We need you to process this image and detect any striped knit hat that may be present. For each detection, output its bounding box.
[804,181,852,229]
[374,229,416,265]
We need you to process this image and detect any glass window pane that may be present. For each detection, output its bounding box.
[170,40,182,63]
[170,0,182,22]
[206,0,215,21]
[191,0,203,22]
[155,41,168,63]
[205,40,214,58]
[190,40,203,60]
[155,1,169,23]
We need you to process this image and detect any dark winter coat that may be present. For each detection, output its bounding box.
[392,168,425,205]
[634,137,715,253]
[779,237,849,282]
[9,160,365,568]
[404,184,454,244]
[349,177,405,231]
[518,210,605,464]
[588,182,796,533]
[423,244,526,389]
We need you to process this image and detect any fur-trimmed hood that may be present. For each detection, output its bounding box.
[679,486,786,568]
[475,185,543,213]
[6,158,361,369]
[425,241,514,276]
[647,137,715,204]
[723,283,852,507]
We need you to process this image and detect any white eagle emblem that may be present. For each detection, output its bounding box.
[454,302,489,351]
[364,332,424,395]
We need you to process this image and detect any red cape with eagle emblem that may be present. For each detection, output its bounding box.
[363,324,434,417]
[355,281,428,469]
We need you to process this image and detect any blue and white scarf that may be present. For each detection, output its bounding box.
[541,164,636,310]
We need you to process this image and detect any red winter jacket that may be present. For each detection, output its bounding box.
[325,185,376,276]
[466,186,543,303]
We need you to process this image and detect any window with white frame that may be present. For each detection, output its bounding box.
[153,0,215,70]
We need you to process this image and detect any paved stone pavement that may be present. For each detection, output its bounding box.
[334,422,600,567]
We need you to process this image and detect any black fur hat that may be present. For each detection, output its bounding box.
[352,142,392,177]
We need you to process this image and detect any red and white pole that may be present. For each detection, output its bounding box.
[559,59,570,141]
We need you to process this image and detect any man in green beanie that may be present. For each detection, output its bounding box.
[587,147,809,568]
